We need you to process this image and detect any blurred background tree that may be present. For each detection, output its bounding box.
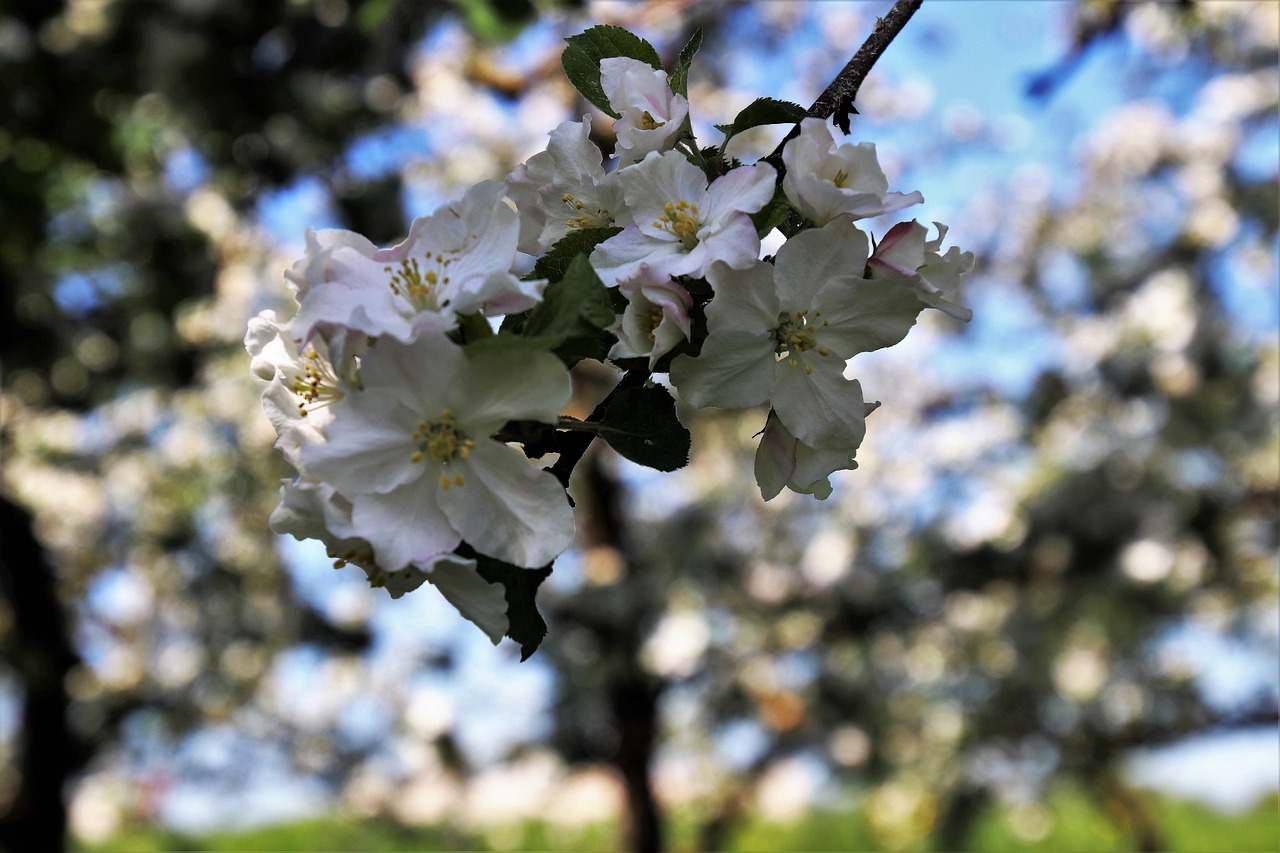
[1,1,1275,852]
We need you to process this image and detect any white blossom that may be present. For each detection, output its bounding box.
[607,267,693,369]
[600,57,689,166]
[505,117,624,255]
[291,182,544,346]
[300,334,574,570]
[590,151,775,286]
[670,219,922,450]
[869,219,975,321]
[781,117,923,224]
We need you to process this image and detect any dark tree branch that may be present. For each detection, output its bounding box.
[766,0,923,164]
[810,0,923,129]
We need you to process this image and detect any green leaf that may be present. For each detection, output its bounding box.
[474,554,553,661]
[715,97,808,144]
[670,28,703,97]
[562,25,663,117]
[751,187,794,238]
[534,227,623,283]
[576,385,690,471]
[526,253,615,335]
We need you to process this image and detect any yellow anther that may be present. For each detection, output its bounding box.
[805,364,813,375]
[453,473,464,486]
[818,346,831,357]
[638,110,666,131]
[439,475,451,490]
[410,451,424,463]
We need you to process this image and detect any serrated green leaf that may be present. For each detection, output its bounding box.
[562,25,663,117]
[750,187,794,238]
[522,252,616,345]
[588,385,690,471]
[534,227,623,283]
[474,554,552,661]
[715,97,808,143]
[670,27,703,97]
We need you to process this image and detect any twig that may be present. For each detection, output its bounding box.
[766,0,923,163]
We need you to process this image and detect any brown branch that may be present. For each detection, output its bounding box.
[766,0,923,163]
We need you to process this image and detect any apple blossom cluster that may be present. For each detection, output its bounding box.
[247,26,973,655]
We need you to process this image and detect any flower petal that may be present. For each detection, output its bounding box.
[351,475,460,570]
[427,556,509,645]
[449,347,571,433]
[443,440,575,568]
[669,330,776,409]
[769,361,867,450]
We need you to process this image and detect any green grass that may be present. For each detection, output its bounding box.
[78,788,1279,852]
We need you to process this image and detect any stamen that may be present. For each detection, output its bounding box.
[289,345,343,416]
[656,199,701,250]
[410,409,477,488]
[638,110,666,131]
[833,169,850,188]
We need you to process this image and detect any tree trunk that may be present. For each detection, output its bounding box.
[0,497,83,853]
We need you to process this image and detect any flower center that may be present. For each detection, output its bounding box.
[832,169,850,189]
[289,344,343,416]
[562,193,613,230]
[409,409,476,489]
[653,200,701,250]
[386,255,452,312]
[638,110,666,131]
[646,306,665,343]
[773,309,832,375]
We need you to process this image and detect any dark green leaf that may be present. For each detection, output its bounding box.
[524,253,616,337]
[534,227,623,283]
[750,187,794,238]
[715,97,808,143]
[561,26,662,117]
[474,554,553,661]
[670,28,703,97]
[589,384,690,471]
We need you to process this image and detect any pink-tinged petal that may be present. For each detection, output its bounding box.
[702,163,777,226]
[351,476,459,570]
[754,414,798,500]
[814,277,923,357]
[442,440,575,568]
[669,331,776,409]
[292,247,415,342]
[769,361,867,450]
[427,556,508,644]
[284,227,380,298]
[773,218,869,310]
[450,347,571,433]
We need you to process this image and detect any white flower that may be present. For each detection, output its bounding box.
[869,220,975,321]
[781,117,923,224]
[505,116,624,255]
[607,267,693,369]
[669,219,922,449]
[754,407,877,501]
[291,181,544,346]
[300,334,574,570]
[245,309,349,467]
[270,478,508,642]
[590,151,776,286]
[600,57,689,166]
